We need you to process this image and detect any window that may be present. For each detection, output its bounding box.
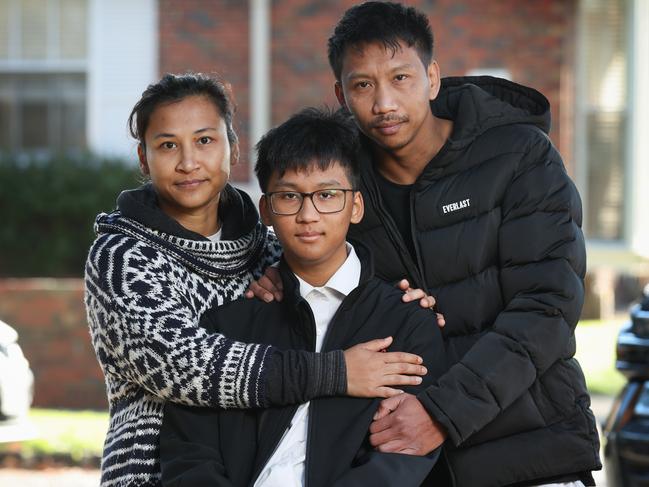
[578,0,629,241]
[0,0,87,152]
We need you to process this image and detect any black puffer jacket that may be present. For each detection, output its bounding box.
[349,76,601,487]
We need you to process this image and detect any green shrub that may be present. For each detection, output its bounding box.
[0,153,140,277]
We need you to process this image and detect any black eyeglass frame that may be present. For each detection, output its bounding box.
[265,188,357,216]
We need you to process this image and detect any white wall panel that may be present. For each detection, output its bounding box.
[87,0,158,160]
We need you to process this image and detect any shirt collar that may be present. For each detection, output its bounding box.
[296,242,361,298]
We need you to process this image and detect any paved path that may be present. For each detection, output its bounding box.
[0,467,100,486]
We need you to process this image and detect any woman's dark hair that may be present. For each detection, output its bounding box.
[327,1,434,81]
[255,107,360,192]
[128,72,238,150]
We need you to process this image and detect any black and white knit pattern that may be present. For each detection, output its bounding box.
[85,211,281,487]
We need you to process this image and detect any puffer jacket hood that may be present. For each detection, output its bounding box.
[413,76,552,184]
[434,76,551,141]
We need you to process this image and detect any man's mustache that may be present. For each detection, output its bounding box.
[371,114,409,128]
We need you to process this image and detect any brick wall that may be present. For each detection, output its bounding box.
[159,0,252,181]
[0,279,107,410]
[270,0,577,172]
[159,0,578,181]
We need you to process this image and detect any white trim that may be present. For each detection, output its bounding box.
[245,0,270,201]
[86,0,100,156]
[629,0,649,259]
[86,0,159,158]
[574,0,588,234]
[0,60,86,72]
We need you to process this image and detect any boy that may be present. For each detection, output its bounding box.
[159,108,446,486]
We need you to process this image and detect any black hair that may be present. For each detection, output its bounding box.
[327,1,434,81]
[128,72,238,150]
[255,107,360,192]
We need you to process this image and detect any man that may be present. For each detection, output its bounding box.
[329,2,601,486]
[159,108,446,487]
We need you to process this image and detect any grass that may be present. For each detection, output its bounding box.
[575,318,626,396]
[0,408,108,462]
[0,318,627,463]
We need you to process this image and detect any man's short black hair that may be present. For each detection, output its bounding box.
[255,107,360,192]
[327,1,434,81]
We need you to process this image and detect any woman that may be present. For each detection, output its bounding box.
[85,73,427,486]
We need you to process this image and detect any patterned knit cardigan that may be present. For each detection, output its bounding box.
[85,187,281,487]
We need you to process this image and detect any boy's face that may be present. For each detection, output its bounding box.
[260,162,364,280]
[334,40,440,156]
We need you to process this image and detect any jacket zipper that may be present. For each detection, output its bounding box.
[297,299,319,487]
[304,285,364,487]
[408,188,434,288]
[249,405,299,485]
[363,168,426,290]
[250,300,315,485]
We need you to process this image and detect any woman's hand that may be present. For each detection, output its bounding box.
[245,266,283,302]
[344,337,427,398]
[397,279,445,327]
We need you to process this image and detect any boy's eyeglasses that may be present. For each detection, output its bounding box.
[266,189,356,215]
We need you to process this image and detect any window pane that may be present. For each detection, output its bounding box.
[586,112,626,239]
[0,73,86,151]
[21,102,49,149]
[0,75,13,150]
[21,0,48,59]
[60,0,87,59]
[0,99,11,149]
[582,0,628,240]
[61,99,85,149]
[0,0,10,58]
[58,73,86,149]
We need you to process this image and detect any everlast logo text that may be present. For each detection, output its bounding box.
[442,198,471,214]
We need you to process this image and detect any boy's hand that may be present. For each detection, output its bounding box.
[245,266,283,302]
[369,393,447,455]
[344,337,427,398]
[397,279,445,327]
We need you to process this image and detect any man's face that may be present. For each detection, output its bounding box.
[260,162,363,279]
[335,41,440,155]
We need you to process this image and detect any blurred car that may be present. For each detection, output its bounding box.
[603,286,649,486]
[0,318,34,441]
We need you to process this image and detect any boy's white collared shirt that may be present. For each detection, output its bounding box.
[254,243,361,487]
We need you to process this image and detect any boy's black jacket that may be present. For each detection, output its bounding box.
[160,244,446,487]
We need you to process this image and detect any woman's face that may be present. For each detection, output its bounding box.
[138,95,236,230]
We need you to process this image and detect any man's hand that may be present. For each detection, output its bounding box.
[369,393,446,455]
[344,337,427,398]
[397,279,445,327]
[245,266,283,302]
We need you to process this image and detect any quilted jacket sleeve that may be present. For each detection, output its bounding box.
[418,132,586,445]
